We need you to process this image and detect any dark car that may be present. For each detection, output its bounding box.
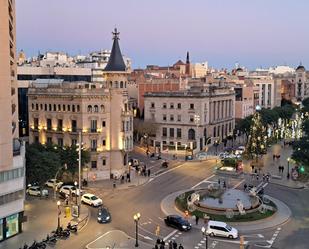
[97,207,111,223]
[164,215,191,231]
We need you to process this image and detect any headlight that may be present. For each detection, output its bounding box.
[106,216,110,220]
[182,225,187,229]
[97,217,102,220]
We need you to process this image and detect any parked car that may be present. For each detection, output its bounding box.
[97,206,111,223]
[206,221,238,239]
[45,179,63,189]
[235,146,245,155]
[196,152,208,160]
[81,193,102,207]
[59,185,82,196]
[219,152,229,159]
[26,186,48,197]
[164,215,191,231]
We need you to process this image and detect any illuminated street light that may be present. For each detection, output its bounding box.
[133,212,141,247]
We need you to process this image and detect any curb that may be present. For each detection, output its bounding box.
[269,181,305,190]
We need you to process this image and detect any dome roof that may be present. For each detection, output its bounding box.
[296,64,305,71]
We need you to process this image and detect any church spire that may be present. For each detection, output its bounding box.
[104,28,126,72]
[186,51,190,64]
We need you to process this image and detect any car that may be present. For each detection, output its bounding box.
[196,152,208,160]
[206,221,238,239]
[45,179,63,189]
[164,215,191,231]
[235,146,245,155]
[97,206,111,223]
[59,185,82,196]
[81,193,103,207]
[218,152,229,159]
[26,186,48,197]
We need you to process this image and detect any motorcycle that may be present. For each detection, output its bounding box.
[42,234,57,245]
[28,240,46,249]
[52,226,70,239]
[67,222,78,233]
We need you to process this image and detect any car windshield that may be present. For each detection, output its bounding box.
[226,225,232,231]
[90,196,98,200]
[99,208,108,216]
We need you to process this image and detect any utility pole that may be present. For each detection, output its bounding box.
[78,131,82,196]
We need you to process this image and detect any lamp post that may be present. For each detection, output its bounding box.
[74,181,78,205]
[57,201,61,230]
[133,212,141,247]
[194,114,200,151]
[287,157,290,179]
[201,226,208,249]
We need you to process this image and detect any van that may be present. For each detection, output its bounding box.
[206,221,238,239]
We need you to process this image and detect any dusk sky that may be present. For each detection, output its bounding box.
[16,0,309,69]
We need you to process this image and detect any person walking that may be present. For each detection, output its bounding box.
[195,215,199,225]
[168,240,173,249]
[178,244,184,249]
[147,168,151,177]
[244,183,247,191]
[223,181,226,189]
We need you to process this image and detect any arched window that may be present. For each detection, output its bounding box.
[188,129,195,140]
[213,127,216,137]
[63,104,66,111]
[36,103,38,110]
[68,105,71,111]
[53,104,56,111]
[58,104,61,111]
[72,105,75,112]
[87,105,92,112]
[110,81,113,88]
[120,81,124,88]
[32,103,34,110]
[40,104,43,110]
[77,105,80,112]
[115,81,119,88]
[49,104,52,111]
[44,104,47,111]
[94,105,99,113]
[100,105,105,112]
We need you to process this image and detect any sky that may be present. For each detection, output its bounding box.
[16,0,309,70]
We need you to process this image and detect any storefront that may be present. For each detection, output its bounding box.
[0,212,23,242]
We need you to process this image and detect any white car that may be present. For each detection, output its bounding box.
[206,221,238,239]
[26,186,48,197]
[196,152,208,160]
[235,146,245,155]
[81,193,103,207]
[45,179,63,189]
[59,185,82,196]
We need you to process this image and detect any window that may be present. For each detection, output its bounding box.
[177,103,181,109]
[102,121,106,127]
[77,105,80,112]
[71,120,77,132]
[170,115,174,121]
[190,103,194,109]
[91,161,97,169]
[188,129,195,140]
[162,127,167,137]
[5,213,19,238]
[58,104,61,111]
[91,140,97,151]
[63,104,66,111]
[177,128,182,138]
[49,104,52,111]
[170,103,174,109]
[36,103,38,110]
[102,140,106,146]
[102,159,106,166]
[163,103,167,109]
[68,105,71,111]
[177,115,181,122]
[57,138,63,147]
[53,104,56,111]
[47,137,52,144]
[72,105,75,112]
[151,113,155,120]
[151,102,155,108]
[46,118,52,130]
[100,105,105,112]
[34,136,39,143]
[31,103,34,110]
[163,114,167,121]
[90,120,97,132]
[33,118,39,129]
[40,104,43,110]
[87,105,92,112]
[57,119,63,131]
[189,115,194,122]
[71,139,77,146]
[94,105,99,112]
[170,128,174,138]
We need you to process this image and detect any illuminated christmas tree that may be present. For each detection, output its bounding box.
[245,106,267,159]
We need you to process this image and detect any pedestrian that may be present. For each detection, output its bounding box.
[155,244,159,249]
[266,174,270,182]
[127,172,131,182]
[278,165,281,173]
[256,174,259,181]
[148,168,151,177]
[168,240,173,249]
[251,165,254,172]
[160,242,165,249]
[223,181,226,189]
[254,169,258,174]
[281,166,284,173]
[273,154,275,161]
[121,175,124,184]
[262,174,265,182]
[173,240,178,249]
[195,215,199,225]
[178,244,184,249]
[244,183,247,191]
[113,180,116,189]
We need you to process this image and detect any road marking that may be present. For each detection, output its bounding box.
[232,179,245,189]
[213,238,248,245]
[139,233,153,241]
[265,227,281,248]
[163,229,178,241]
[191,174,215,189]
[262,182,268,188]
[158,217,164,221]
[242,234,264,238]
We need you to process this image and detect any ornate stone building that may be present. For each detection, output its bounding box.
[28,29,133,180]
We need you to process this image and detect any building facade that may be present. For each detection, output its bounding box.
[28,29,133,180]
[0,0,26,241]
[144,86,235,153]
[234,84,259,119]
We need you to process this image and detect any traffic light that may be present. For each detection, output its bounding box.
[300,166,305,173]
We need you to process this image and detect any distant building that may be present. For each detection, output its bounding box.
[27,29,133,180]
[144,85,235,153]
[295,64,309,101]
[0,0,26,241]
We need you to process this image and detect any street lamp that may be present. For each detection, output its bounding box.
[57,201,61,230]
[74,181,78,205]
[133,212,141,247]
[201,226,208,249]
[287,157,290,179]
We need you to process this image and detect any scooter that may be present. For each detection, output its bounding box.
[67,223,78,233]
[52,226,70,239]
[42,234,57,245]
[28,240,46,249]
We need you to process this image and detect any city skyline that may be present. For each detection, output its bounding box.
[16,0,309,69]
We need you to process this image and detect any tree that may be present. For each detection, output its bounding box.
[260,108,279,126]
[26,143,61,185]
[245,110,267,159]
[133,119,158,145]
[235,116,252,140]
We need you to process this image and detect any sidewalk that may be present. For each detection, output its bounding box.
[242,142,306,189]
[160,190,291,233]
